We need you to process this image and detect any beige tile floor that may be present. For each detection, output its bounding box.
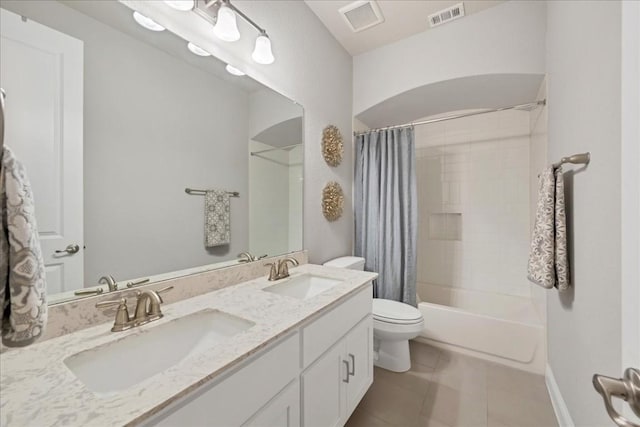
[346,341,558,427]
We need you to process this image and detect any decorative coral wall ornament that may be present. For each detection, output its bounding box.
[322,125,344,167]
[322,181,344,222]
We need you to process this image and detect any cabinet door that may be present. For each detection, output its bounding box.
[301,342,345,427]
[244,380,300,427]
[344,316,373,418]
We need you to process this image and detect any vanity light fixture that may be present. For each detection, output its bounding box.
[164,0,195,11]
[252,32,274,65]
[204,0,275,64]
[133,11,166,32]
[187,42,211,56]
[225,64,245,76]
[213,2,240,42]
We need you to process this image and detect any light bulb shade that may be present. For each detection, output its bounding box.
[252,34,274,65]
[133,11,165,32]
[164,0,194,11]
[187,42,211,57]
[213,4,240,42]
[225,64,245,76]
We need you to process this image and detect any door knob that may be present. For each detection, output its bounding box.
[55,244,80,255]
[593,367,640,427]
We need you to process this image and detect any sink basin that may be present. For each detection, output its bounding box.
[263,274,343,300]
[64,309,254,395]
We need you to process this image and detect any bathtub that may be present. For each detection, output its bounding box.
[415,282,545,374]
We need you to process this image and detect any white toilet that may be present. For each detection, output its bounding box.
[323,256,424,372]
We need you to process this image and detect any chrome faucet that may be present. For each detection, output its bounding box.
[95,286,173,332]
[98,275,118,292]
[238,252,268,263]
[265,257,299,281]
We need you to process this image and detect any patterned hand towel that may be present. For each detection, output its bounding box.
[0,147,48,347]
[205,190,230,247]
[527,166,570,291]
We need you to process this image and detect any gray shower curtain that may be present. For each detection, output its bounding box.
[354,127,417,306]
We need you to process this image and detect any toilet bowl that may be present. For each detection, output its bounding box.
[323,256,425,373]
[372,298,424,372]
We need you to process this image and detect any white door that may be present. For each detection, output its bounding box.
[593,2,640,425]
[0,8,83,294]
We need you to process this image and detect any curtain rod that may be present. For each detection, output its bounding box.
[354,100,546,137]
[250,143,301,156]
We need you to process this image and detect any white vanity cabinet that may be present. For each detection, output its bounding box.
[146,332,301,427]
[301,316,373,427]
[144,284,373,427]
[243,380,301,427]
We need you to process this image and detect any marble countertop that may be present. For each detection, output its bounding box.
[0,264,377,427]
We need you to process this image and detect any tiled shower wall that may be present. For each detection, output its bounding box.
[529,79,548,320]
[415,109,531,297]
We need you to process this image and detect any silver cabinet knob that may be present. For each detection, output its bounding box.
[55,244,80,255]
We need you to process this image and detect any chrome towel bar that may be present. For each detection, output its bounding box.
[185,188,240,197]
[552,152,591,169]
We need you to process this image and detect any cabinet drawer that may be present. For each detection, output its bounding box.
[301,284,372,368]
[146,332,299,427]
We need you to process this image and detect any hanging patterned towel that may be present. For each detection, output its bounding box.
[527,166,570,291]
[0,147,47,347]
[205,190,230,247]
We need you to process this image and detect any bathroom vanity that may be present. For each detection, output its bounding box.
[0,265,377,426]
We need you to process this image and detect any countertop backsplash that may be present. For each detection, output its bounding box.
[0,251,308,353]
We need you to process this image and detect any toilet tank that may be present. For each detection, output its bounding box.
[323,256,365,271]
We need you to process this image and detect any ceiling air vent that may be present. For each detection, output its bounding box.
[339,1,385,33]
[428,2,465,28]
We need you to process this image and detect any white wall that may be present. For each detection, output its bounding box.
[125,0,354,264]
[415,109,531,297]
[546,2,622,425]
[249,140,289,256]
[288,145,303,250]
[248,88,303,258]
[529,78,548,322]
[1,0,250,284]
[352,0,546,117]
[248,88,302,143]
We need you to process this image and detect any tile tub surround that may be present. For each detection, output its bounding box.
[0,264,377,427]
[4,251,308,349]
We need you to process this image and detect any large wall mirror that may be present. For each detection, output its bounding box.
[0,0,304,304]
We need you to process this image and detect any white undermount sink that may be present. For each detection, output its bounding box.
[64,309,254,395]
[263,274,343,300]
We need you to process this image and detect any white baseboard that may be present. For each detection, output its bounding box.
[545,364,575,427]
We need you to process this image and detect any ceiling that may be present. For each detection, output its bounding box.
[304,0,505,56]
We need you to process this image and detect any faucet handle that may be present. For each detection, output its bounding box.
[126,278,150,288]
[258,254,268,260]
[156,286,174,294]
[96,298,132,332]
[156,286,174,303]
[264,263,279,281]
[96,298,126,309]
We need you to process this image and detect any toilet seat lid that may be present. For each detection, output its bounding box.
[373,299,422,323]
